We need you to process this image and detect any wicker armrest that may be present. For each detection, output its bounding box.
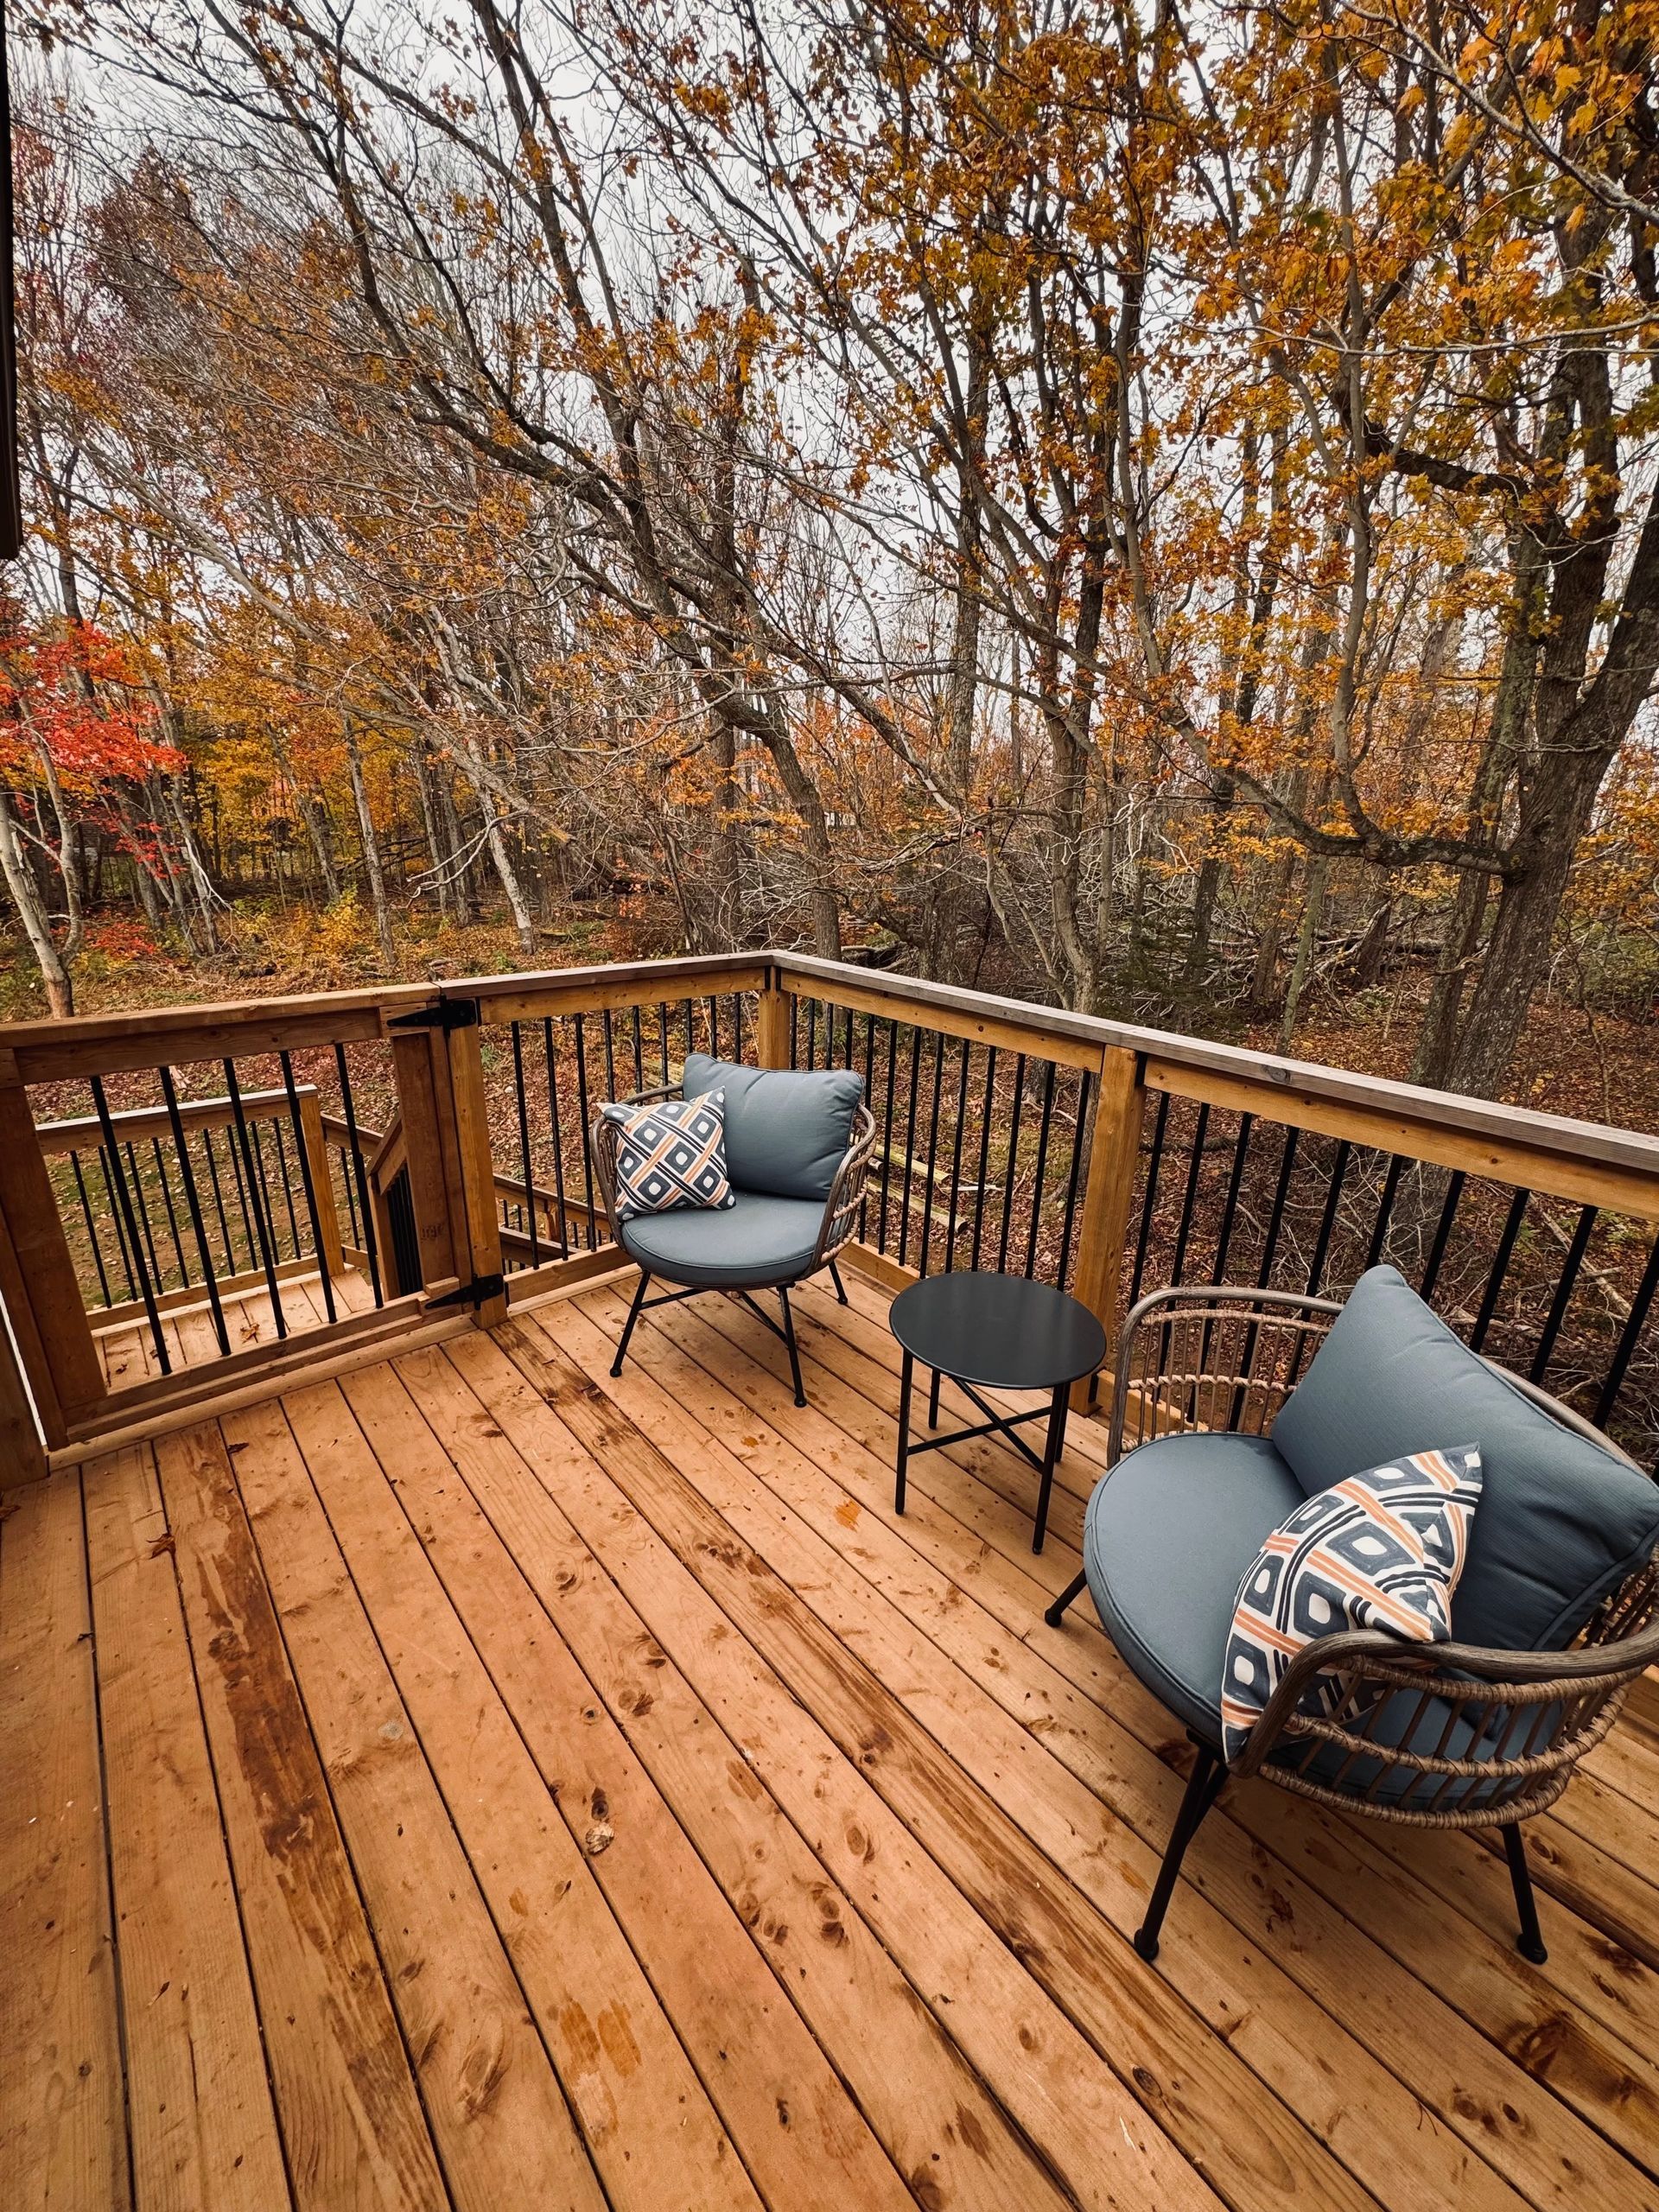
[813,1103,877,1268]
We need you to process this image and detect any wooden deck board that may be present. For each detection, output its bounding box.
[5,1281,1657,2211]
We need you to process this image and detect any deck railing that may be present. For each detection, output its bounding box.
[2,950,1656,1484]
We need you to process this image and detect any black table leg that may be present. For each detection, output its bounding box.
[1032,1382,1067,1553]
[895,1348,913,1515]
[927,1366,941,1427]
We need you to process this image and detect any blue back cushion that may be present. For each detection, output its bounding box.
[1272,1267,1659,1653]
[681,1053,863,1203]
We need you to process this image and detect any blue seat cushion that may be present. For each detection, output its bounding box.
[1273,1267,1659,1654]
[682,1053,862,1203]
[1083,1431,1303,1740]
[1082,1427,1520,1804]
[618,1190,826,1289]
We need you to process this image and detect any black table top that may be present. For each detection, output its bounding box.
[888,1270,1107,1391]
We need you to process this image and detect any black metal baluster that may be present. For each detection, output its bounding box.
[221,1109,256,1270]
[943,1041,972,1274]
[858,1014,878,1241]
[658,1002,671,1085]
[1211,1115,1255,1281]
[1128,1090,1170,1309]
[1023,1060,1058,1279]
[1471,1187,1530,1352]
[1057,1061,1096,1292]
[1365,1154,1405,1267]
[969,1046,998,1270]
[875,1020,900,1252]
[334,1042,383,1306]
[734,993,746,1062]
[70,1150,114,1306]
[702,994,718,1059]
[98,1143,139,1300]
[631,1005,645,1090]
[280,1051,336,1323]
[789,994,799,1068]
[1592,1232,1659,1428]
[895,1027,924,1268]
[150,1135,190,1287]
[1169,1103,1211,1285]
[804,998,818,1071]
[511,1023,541,1268]
[1530,1205,1598,1384]
[1255,1127,1300,1287]
[199,1128,234,1272]
[270,1118,303,1255]
[160,1068,230,1354]
[125,1141,166,1291]
[916,1031,946,1276]
[225,1062,287,1338]
[995,1054,1027,1275]
[602,1008,619,1104]
[541,1019,570,1258]
[250,1125,285,1263]
[90,1078,170,1375]
[1053,1067,1093,1294]
[842,1003,855,1071]
[340,1153,362,1246]
[573,1014,596,1249]
[1306,1139,1352,1295]
[1418,1170,1467,1300]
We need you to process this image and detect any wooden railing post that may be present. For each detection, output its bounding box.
[389,1025,465,1295]
[0,1050,105,1448]
[444,1013,507,1328]
[1068,1046,1146,1412]
[757,968,791,1069]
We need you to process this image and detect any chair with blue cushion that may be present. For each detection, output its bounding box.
[593,1052,875,1407]
[1045,1267,1659,1962]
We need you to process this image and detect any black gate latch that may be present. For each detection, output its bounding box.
[388,997,480,1033]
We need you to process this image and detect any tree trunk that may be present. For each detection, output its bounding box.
[1278,856,1329,1054]
[345,721,396,969]
[477,779,537,958]
[0,786,74,1014]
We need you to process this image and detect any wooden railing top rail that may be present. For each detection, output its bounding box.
[772,953,1659,1192]
[35,1084,317,1156]
[2,942,1656,1193]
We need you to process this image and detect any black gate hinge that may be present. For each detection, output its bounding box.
[426,1271,505,1311]
[388,996,480,1033]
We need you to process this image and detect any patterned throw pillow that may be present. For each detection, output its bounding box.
[602,1092,735,1220]
[1220,1445,1483,1765]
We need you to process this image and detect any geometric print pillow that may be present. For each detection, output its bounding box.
[1219,1444,1483,1764]
[602,1091,735,1220]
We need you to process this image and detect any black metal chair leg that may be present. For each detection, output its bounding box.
[1044,1568,1089,1628]
[828,1256,849,1305]
[927,1367,942,1427]
[1135,1743,1224,1961]
[779,1286,807,1408]
[612,1269,652,1376]
[1502,1823,1548,1963]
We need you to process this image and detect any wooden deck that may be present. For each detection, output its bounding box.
[6,1263,1659,2212]
[92,1263,384,1391]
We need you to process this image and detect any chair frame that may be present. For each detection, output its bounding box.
[592,1081,876,1407]
[1046,1283,1659,1961]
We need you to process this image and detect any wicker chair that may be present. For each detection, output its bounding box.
[1045,1279,1659,1964]
[593,1062,874,1408]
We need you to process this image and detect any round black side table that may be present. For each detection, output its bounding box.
[888,1270,1107,1553]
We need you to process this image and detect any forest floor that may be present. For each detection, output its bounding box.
[3,898,1654,1138]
